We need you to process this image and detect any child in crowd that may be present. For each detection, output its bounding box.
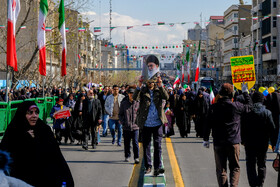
[164,101,175,137]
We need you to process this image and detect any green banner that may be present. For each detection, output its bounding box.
[230,56,254,67]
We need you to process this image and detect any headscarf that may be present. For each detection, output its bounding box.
[9,101,41,131]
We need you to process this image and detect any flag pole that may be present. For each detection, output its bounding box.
[43,76,45,98]
[5,66,9,102]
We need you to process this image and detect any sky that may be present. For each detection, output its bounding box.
[82,0,250,53]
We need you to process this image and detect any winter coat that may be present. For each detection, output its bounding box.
[242,103,277,147]
[50,104,67,129]
[204,92,253,146]
[104,94,125,116]
[0,101,74,187]
[133,86,169,129]
[82,98,102,128]
[119,97,139,131]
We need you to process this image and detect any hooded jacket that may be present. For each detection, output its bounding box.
[242,103,276,147]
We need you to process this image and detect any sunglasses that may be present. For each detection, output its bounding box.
[26,110,39,115]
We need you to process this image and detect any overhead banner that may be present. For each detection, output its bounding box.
[230,55,256,90]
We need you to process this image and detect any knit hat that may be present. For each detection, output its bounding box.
[252,92,264,103]
[56,98,64,104]
[219,83,234,98]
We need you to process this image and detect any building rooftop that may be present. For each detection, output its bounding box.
[210,16,224,20]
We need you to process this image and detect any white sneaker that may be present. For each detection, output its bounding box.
[125,157,129,162]
[134,158,140,164]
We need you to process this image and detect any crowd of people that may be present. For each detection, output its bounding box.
[1,55,280,186]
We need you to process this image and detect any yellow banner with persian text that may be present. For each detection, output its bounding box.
[230,55,256,90]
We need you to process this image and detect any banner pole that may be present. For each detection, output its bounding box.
[5,66,9,102]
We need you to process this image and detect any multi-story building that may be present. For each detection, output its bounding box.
[252,0,278,85]
[188,24,207,41]
[223,4,251,82]
[206,16,224,82]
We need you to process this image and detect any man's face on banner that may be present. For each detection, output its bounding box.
[147,62,159,79]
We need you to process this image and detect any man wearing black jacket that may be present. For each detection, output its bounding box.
[204,83,252,187]
[82,90,102,150]
[119,88,140,164]
[242,92,277,187]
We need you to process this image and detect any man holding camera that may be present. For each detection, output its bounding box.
[133,55,169,176]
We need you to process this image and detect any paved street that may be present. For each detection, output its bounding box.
[61,124,278,187]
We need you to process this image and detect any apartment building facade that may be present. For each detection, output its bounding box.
[206,16,224,82]
[252,0,279,85]
[223,4,252,82]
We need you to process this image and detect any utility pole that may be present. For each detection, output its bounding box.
[109,0,112,42]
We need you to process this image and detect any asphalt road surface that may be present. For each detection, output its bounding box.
[61,124,278,187]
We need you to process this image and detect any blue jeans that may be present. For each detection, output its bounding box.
[108,119,122,144]
[102,114,109,136]
[97,127,101,143]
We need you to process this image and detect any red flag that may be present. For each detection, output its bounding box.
[7,0,20,71]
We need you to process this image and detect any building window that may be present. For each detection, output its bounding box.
[234,38,238,43]
[273,36,277,47]
[234,13,238,18]
[273,17,277,27]
[273,0,277,8]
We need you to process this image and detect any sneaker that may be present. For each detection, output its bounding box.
[134,158,140,164]
[145,167,152,174]
[154,168,165,176]
[117,142,121,146]
[112,139,115,145]
[125,157,129,162]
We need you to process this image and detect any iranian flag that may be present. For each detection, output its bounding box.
[38,0,48,76]
[210,86,215,104]
[173,75,180,89]
[59,0,67,76]
[186,46,190,83]
[7,0,20,71]
[181,59,185,83]
[264,41,270,53]
[195,41,201,82]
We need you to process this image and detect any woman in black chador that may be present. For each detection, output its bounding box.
[194,90,209,138]
[176,93,190,138]
[0,101,74,187]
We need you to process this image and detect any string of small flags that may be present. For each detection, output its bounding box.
[104,44,187,49]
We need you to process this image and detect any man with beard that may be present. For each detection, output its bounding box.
[146,55,160,80]
[82,90,102,150]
